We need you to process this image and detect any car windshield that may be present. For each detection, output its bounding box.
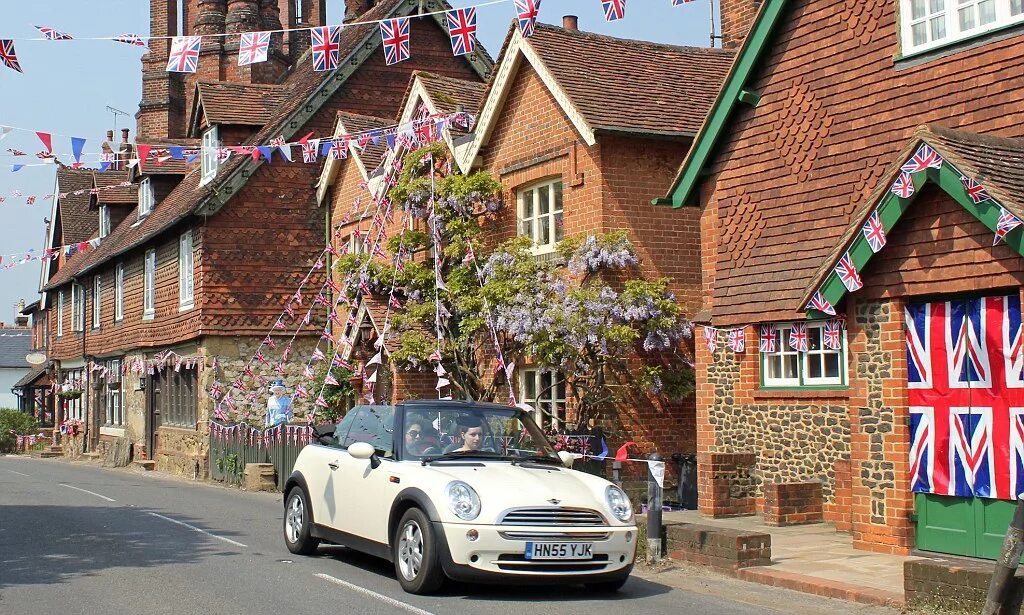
[401,405,559,462]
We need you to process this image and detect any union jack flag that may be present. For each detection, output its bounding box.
[862,210,887,253]
[238,31,270,66]
[807,291,836,316]
[907,295,1024,500]
[324,373,340,387]
[671,0,696,4]
[602,0,626,21]
[823,319,843,350]
[389,294,402,309]
[273,318,286,330]
[167,36,201,73]
[312,348,327,363]
[294,385,309,400]
[446,8,477,56]
[961,175,992,204]
[315,395,330,409]
[254,349,269,365]
[380,18,410,66]
[901,144,943,175]
[727,329,745,353]
[114,33,148,48]
[891,172,915,199]
[759,324,777,352]
[703,327,718,353]
[310,26,341,72]
[35,26,73,40]
[429,350,443,362]
[301,140,318,164]
[331,139,348,160]
[835,251,863,292]
[994,207,1022,246]
[335,357,353,370]
[788,322,808,352]
[0,40,23,73]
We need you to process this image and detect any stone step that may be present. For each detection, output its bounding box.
[665,521,772,571]
[132,460,156,471]
[33,449,63,458]
[82,452,101,460]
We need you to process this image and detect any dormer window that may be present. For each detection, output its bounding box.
[138,177,154,218]
[201,126,220,185]
[99,205,111,238]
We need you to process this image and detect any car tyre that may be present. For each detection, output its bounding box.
[284,485,320,555]
[585,570,631,593]
[394,508,444,595]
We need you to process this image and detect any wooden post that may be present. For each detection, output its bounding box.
[983,497,1024,615]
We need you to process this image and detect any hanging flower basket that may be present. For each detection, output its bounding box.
[57,389,83,400]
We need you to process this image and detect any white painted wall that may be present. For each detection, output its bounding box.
[0,367,28,409]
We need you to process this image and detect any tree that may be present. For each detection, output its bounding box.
[335,144,693,430]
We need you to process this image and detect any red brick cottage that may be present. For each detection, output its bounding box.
[320,17,735,458]
[38,0,491,476]
[661,0,1024,558]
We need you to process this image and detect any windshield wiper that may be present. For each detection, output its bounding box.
[422,452,507,465]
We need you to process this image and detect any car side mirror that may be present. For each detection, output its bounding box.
[349,442,381,469]
[558,451,576,468]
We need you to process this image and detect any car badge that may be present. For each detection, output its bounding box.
[548,499,561,505]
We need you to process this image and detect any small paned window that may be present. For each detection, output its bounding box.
[115,263,124,321]
[520,368,567,430]
[900,0,1024,54]
[517,179,564,254]
[761,321,847,388]
[201,126,220,185]
[139,178,154,217]
[179,230,194,309]
[92,275,102,329]
[144,249,156,319]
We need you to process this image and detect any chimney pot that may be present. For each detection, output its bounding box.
[121,128,130,143]
[563,15,578,31]
[106,130,114,142]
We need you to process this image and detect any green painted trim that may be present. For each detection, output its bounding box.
[737,89,761,106]
[756,326,849,389]
[817,163,1024,310]
[651,197,674,207]
[665,0,787,208]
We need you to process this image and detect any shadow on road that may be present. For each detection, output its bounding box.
[316,545,672,601]
[0,505,245,590]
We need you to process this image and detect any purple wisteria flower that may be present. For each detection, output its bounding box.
[567,235,639,275]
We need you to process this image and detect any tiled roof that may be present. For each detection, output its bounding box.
[195,81,291,127]
[56,168,99,244]
[525,23,735,136]
[93,170,137,205]
[0,329,31,368]
[415,71,487,117]
[337,111,392,174]
[13,363,49,388]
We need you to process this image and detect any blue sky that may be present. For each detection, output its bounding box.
[0,0,717,324]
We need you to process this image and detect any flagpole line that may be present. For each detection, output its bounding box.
[11,0,513,43]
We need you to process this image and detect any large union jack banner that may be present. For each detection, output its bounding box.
[907,295,1024,500]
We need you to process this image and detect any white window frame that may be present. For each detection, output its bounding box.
[56,290,64,337]
[143,249,156,320]
[348,233,367,255]
[520,368,567,430]
[138,177,154,218]
[201,126,220,186]
[517,179,564,255]
[99,205,111,238]
[179,230,194,310]
[761,322,848,388]
[900,0,1024,56]
[71,283,85,332]
[115,263,124,321]
[92,275,102,329]
[103,359,123,427]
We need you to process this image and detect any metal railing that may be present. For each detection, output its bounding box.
[208,421,312,492]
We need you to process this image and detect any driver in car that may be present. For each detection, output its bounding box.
[451,415,485,453]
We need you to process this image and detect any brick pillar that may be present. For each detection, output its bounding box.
[831,457,853,531]
[719,0,762,50]
[763,481,824,526]
[137,0,186,140]
[698,452,757,518]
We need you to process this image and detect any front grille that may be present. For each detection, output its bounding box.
[499,507,605,526]
[499,531,610,541]
[495,553,609,573]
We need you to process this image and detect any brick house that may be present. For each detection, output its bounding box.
[320,16,734,457]
[661,0,1024,557]
[37,0,491,476]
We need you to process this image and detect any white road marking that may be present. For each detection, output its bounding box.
[147,512,248,548]
[5,469,30,477]
[314,573,437,615]
[59,483,116,502]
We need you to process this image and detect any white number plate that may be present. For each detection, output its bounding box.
[524,542,594,560]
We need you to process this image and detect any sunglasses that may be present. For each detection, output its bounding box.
[406,430,423,439]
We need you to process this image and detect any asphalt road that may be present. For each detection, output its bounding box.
[0,456,847,615]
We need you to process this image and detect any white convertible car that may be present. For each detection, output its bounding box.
[283,400,637,594]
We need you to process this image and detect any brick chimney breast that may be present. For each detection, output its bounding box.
[720,0,762,49]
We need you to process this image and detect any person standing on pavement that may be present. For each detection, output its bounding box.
[265,380,293,427]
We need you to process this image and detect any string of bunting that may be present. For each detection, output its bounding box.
[0,237,106,271]
[0,1,699,75]
[0,178,132,207]
[9,430,46,448]
[700,319,847,356]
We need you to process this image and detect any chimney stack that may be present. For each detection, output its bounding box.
[563,15,578,31]
[719,0,762,49]
[137,0,186,140]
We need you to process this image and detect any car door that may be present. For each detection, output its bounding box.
[332,405,401,543]
[303,411,359,528]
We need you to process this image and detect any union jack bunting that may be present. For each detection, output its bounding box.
[907,295,1024,500]
[238,31,271,66]
[727,329,745,353]
[389,295,402,309]
[300,140,318,164]
[862,210,887,253]
[445,8,477,56]
[254,349,269,365]
[901,144,943,175]
[324,373,340,387]
[0,40,23,73]
[273,318,286,330]
[961,175,992,204]
[602,0,626,21]
[335,357,353,370]
[835,251,863,292]
[672,0,696,4]
[759,324,777,352]
[294,385,309,400]
[823,319,843,350]
[312,348,327,363]
[114,33,148,47]
[380,18,411,66]
[429,350,443,362]
[330,139,348,160]
[167,36,201,73]
[703,327,718,353]
[303,365,315,380]
[994,207,1023,246]
[788,322,808,352]
[310,26,341,72]
[514,0,542,37]
[891,172,915,199]
[35,26,73,40]
[315,395,330,409]
[807,291,837,316]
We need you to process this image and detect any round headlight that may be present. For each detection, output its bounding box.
[446,481,481,521]
[605,485,633,523]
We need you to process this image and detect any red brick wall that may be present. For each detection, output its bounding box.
[720,0,762,49]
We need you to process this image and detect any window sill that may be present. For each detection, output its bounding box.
[142,312,155,321]
[179,302,194,312]
[99,426,126,437]
[754,388,850,400]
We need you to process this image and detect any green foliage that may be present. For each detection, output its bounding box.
[310,361,355,423]
[0,408,39,453]
[215,453,243,479]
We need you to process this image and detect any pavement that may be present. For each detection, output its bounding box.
[0,455,904,615]
[662,510,915,606]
